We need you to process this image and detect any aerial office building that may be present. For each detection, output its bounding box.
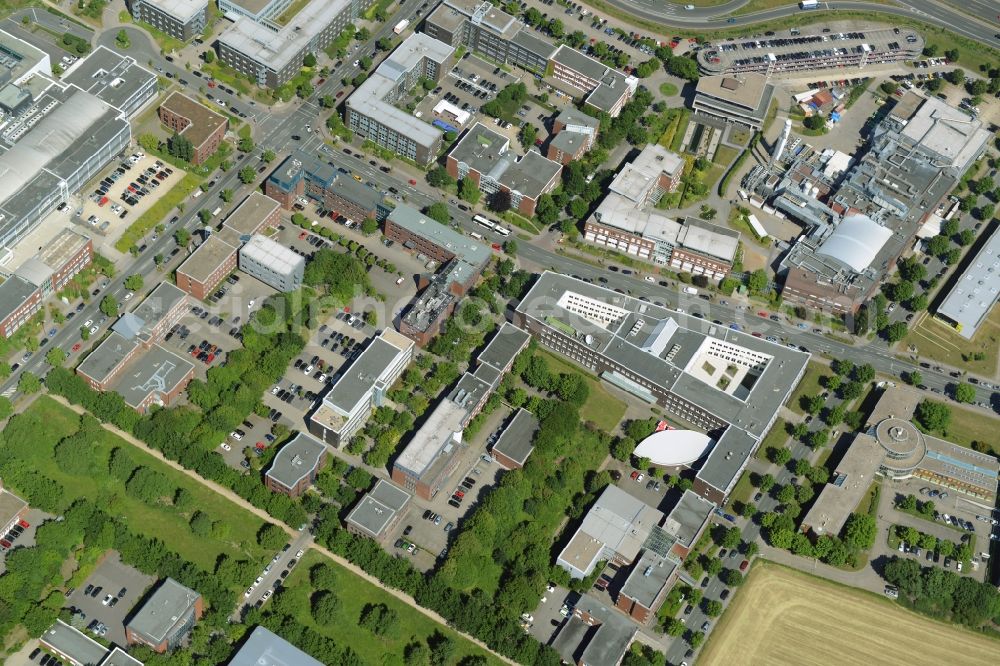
[308,329,415,445]
[217,0,366,88]
[130,0,208,41]
[264,432,328,497]
[62,45,159,118]
[515,272,810,504]
[423,0,555,74]
[547,45,637,118]
[228,627,324,666]
[266,149,391,221]
[346,33,455,164]
[238,234,305,292]
[345,479,412,539]
[935,223,1000,340]
[126,578,203,653]
[692,73,776,130]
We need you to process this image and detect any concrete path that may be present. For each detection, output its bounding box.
[759,546,886,595]
[48,395,516,665]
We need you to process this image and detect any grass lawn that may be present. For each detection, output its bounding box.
[756,417,788,461]
[280,550,503,666]
[713,144,740,167]
[904,308,1000,377]
[539,350,627,432]
[6,397,270,571]
[786,361,827,416]
[725,470,754,511]
[700,561,1000,666]
[658,82,679,97]
[114,172,200,252]
[932,403,1000,455]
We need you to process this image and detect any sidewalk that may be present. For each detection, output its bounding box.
[48,394,516,665]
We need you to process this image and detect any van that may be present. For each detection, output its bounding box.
[683,286,698,295]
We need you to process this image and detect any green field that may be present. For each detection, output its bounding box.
[2,397,270,570]
[279,550,502,666]
[658,82,679,97]
[924,402,1000,455]
[905,307,1000,377]
[539,350,627,431]
[725,470,754,511]
[786,361,827,416]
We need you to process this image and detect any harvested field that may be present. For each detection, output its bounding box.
[701,561,999,666]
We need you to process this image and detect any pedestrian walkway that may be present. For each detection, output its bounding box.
[47,394,516,665]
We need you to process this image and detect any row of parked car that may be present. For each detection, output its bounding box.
[0,518,29,550]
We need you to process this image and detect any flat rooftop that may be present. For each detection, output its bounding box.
[0,488,27,527]
[228,626,324,666]
[800,433,884,536]
[160,91,227,148]
[99,647,143,666]
[76,332,139,384]
[127,578,200,643]
[477,321,530,371]
[177,235,237,284]
[218,0,352,71]
[139,0,206,23]
[662,489,715,548]
[63,45,157,116]
[41,620,107,666]
[0,275,39,321]
[110,344,195,409]
[936,223,1000,339]
[345,479,412,537]
[126,282,187,338]
[266,432,326,489]
[551,44,611,83]
[491,408,537,467]
[347,33,454,148]
[394,399,466,478]
[37,228,91,271]
[695,73,772,112]
[387,204,491,268]
[0,28,47,81]
[619,549,677,609]
[323,331,413,416]
[239,234,304,275]
[223,191,280,237]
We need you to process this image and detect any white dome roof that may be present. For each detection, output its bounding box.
[817,214,892,273]
[634,430,713,467]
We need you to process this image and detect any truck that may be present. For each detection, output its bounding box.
[682,286,698,295]
[393,19,409,34]
[799,0,818,8]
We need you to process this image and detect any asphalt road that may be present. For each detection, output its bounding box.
[596,0,999,48]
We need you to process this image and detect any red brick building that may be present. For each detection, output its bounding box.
[125,578,203,653]
[264,432,328,497]
[175,235,238,300]
[547,108,599,165]
[158,92,227,165]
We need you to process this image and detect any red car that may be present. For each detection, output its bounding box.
[205,353,215,363]
[299,231,307,239]
[454,490,465,498]
[336,91,344,98]
[207,80,216,88]
[751,332,763,338]
[0,540,10,549]
[739,560,749,572]
[17,520,28,528]
[256,442,266,450]
[757,311,768,318]
[71,343,82,352]
[408,179,417,185]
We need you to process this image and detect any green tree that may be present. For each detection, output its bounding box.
[100,295,118,317]
[262,149,276,163]
[884,321,908,343]
[915,399,951,431]
[843,513,877,551]
[238,136,255,153]
[303,52,317,68]
[954,383,976,403]
[239,166,256,184]
[459,178,481,204]
[203,49,215,64]
[360,218,379,236]
[703,599,723,617]
[310,590,340,625]
[124,274,143,291]
[220,188,234,203]
[424,202,451,224]
[256,523,286,549]
[803,115,826,131]
[45,347,67,367]
[115,29,130,49]
[17,372,40,394]
[747,269,769,295]
[503,238,518,256]
[519,123,538,147]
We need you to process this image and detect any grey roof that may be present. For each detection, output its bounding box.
[0,275,38,321]
[476,322,530,372]
[177,235,237,283]
[509,28,556,61]
[696,426,759,495]
[218,0,352,72]
[556,107,600,130]
[550,130,587,155]
[324,333,413,416]
[77,332,138,384]
[127,283,187,340]
[126,578,200,644]
[552,597,637,666]
[900,95,992,172]
[63,45,157,115]
[266,432,326,488]
[347,33,454,149]
[223,192,281,238]
[137,0,206,22]
[0,28,47,81]
[387,204,491,267]
[99,647,144,666]
[227,626,324,666]
[551,44,611,82]
[345,479,412,538]
[517,272,810,441]
[0,85,129,245]
[394,398,467,478]
[329,173,383,213]
[37,228,92,271]
[449,122,508,167]
[936,223,1000,339]
[111,344,195,409]
[239,234,305,275]
[497,149,562,199]
[450,123,562,199]
[619,549,677,609]
[14,257,54,287]
[662,489,715,547]
[0,489,27,532]
[40,620,108,666]
[816,213,892,273]
[490,408,538,466]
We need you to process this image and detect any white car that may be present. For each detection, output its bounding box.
[244,587,253,598]
[254,576,264,585]
[89,326,99,335]
[295,549,304,558]
[102,594,113,606]
[124,292,133,301]
[231,431,244,441]
[353,59,360,66]
[272,386,281,394]
[520,613,534,623]
[303,364,314,375]
[546,583,556,593]
[644,276,655,283]
[261,590,273,601]
[220,443,231,451]
[83,319,93,328]
[248,299,255,308]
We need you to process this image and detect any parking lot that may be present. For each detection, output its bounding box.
[74,153,184,243]
[413,53,521,134]
[65,552,156,647]
[238,532,312,616]
[0,508,50,575]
